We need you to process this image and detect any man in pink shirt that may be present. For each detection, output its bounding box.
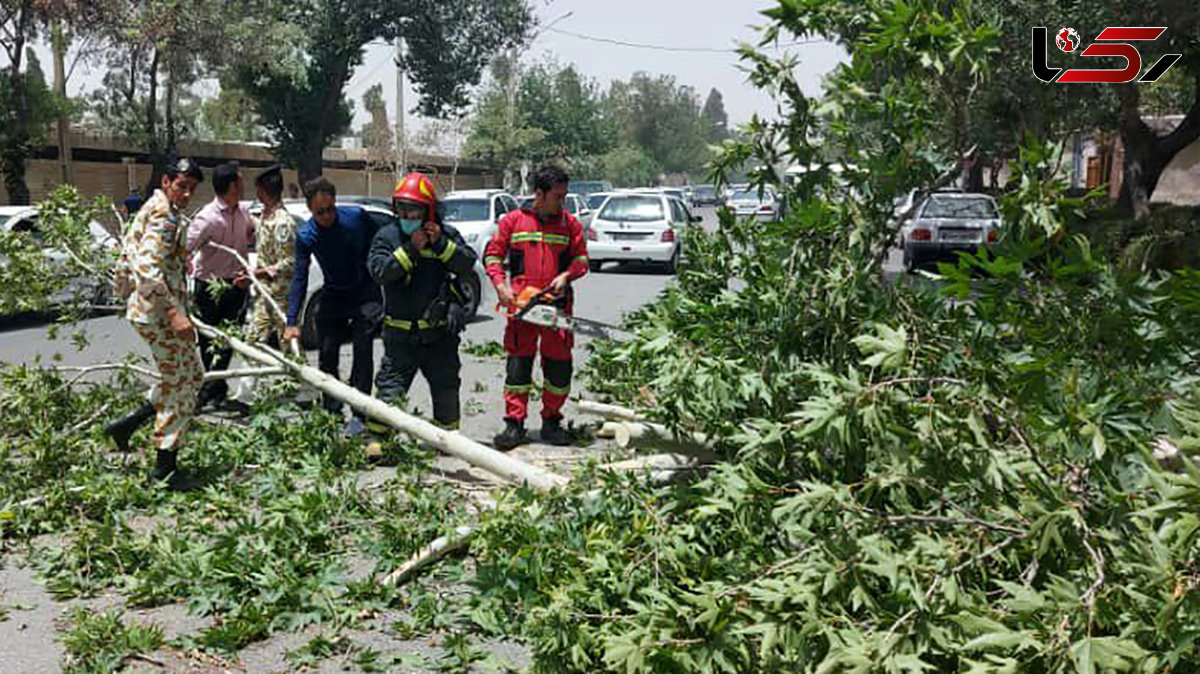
[187,161,256,411]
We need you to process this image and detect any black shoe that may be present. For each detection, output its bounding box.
[149,450,198,492]
[104,403,155,452]
[493,419,527,451]
[540,416,571,446]
[149,449,177,483]
[222,399,252,416]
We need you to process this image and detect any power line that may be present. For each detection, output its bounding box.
[545,27,825,53]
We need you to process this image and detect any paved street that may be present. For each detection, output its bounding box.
[0,207,722,451]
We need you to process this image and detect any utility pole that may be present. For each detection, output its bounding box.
[51,22,72,185]
[504,47,519,192]
[394,37,406,177]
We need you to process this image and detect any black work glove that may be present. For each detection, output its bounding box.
[447,303,466,334]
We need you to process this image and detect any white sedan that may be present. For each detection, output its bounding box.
[0,205,119,313]
[586,193,699,274]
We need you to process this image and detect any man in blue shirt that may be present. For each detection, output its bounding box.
[283,177,382,435]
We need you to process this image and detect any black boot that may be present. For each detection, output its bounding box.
[540,415,571,446]
[103,403,155,453]
[493,419,527,451]
[149,450,195,491]
[149,449,177,483]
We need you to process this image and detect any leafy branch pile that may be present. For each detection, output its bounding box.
[0,367,491,666]
[455,3,1200,672]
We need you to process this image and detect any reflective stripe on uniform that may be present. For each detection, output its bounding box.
[543,233,569,245]
[438,239,458,263]
[504,383,535,393]
[485,256,504,267]
[543,381,571,396]
[384,316,447,331]
[394,246,413,272]
[512,232,542,244]
[573,255,588,264]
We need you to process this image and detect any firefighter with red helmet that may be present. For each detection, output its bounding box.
[367,172,477,428]
[484,165,589,449]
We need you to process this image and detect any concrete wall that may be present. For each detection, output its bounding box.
[0,129,499,206]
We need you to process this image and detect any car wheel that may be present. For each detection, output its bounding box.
[462,273,482,321]
[664,247,680,275]
[300,291,322,350]
[588,260,603,273]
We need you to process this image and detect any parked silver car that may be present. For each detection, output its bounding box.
[901,192,1001,272]
[587,193,699,274]
[725,188,779,222]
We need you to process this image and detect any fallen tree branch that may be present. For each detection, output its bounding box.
[205,241,301,358]
[53,363,286,385]
[577,400,646,422]
[597,420,710,451]
[381,525,475,586]
[194,317,569,492]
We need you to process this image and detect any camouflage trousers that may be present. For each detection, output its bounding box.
[247,291,288,345]
[133,319,203,451]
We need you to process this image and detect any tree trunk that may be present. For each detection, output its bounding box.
[1114,78,1200,219]
[297,55,353,185]
[165,66,176,155]
[52,22,72,186]
[143,49,162,197]
[1,1,32,205]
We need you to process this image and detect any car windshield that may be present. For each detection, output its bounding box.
[569,181,607,195]
[921,197,996,219]
[599,196,665,222]
[441,199,490,222]
[587,194,609,209]
[731,190,769,203]
[695,186,715,197]
[0,215,8,229]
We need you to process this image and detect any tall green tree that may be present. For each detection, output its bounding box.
[605,73,709,175]
[0,0,76,204]
[700,87,730,144]
[237,0,531,184]
[86,0,277,194]
[463,52,545,191]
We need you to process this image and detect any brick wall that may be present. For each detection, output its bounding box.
[0,130,499,206]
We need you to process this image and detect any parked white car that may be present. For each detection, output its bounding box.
[0,206,119,313]
[587,193,699,274]
[442,189,519,258]
[901,191,1001,272]
[725,188,780,222]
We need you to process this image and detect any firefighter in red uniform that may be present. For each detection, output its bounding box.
[485,165,589,449]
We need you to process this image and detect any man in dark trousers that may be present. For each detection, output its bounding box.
[282,177,382,436]
[368,172,477,429]
[187,161,255,411]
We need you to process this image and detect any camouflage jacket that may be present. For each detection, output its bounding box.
[120,189,189,324]
[254,205,296,298]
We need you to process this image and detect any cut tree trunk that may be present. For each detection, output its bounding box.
[193,319,569,492]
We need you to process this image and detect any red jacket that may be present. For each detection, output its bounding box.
[485,207,589,294]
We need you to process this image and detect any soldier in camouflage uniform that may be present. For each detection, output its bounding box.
[246,166,294,346]
[104,157,205,488]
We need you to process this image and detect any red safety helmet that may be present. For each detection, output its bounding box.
[392,172,439,218]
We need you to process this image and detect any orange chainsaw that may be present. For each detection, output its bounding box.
[498,286,629,340]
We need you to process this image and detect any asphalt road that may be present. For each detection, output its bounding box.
[0,207,724,445]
